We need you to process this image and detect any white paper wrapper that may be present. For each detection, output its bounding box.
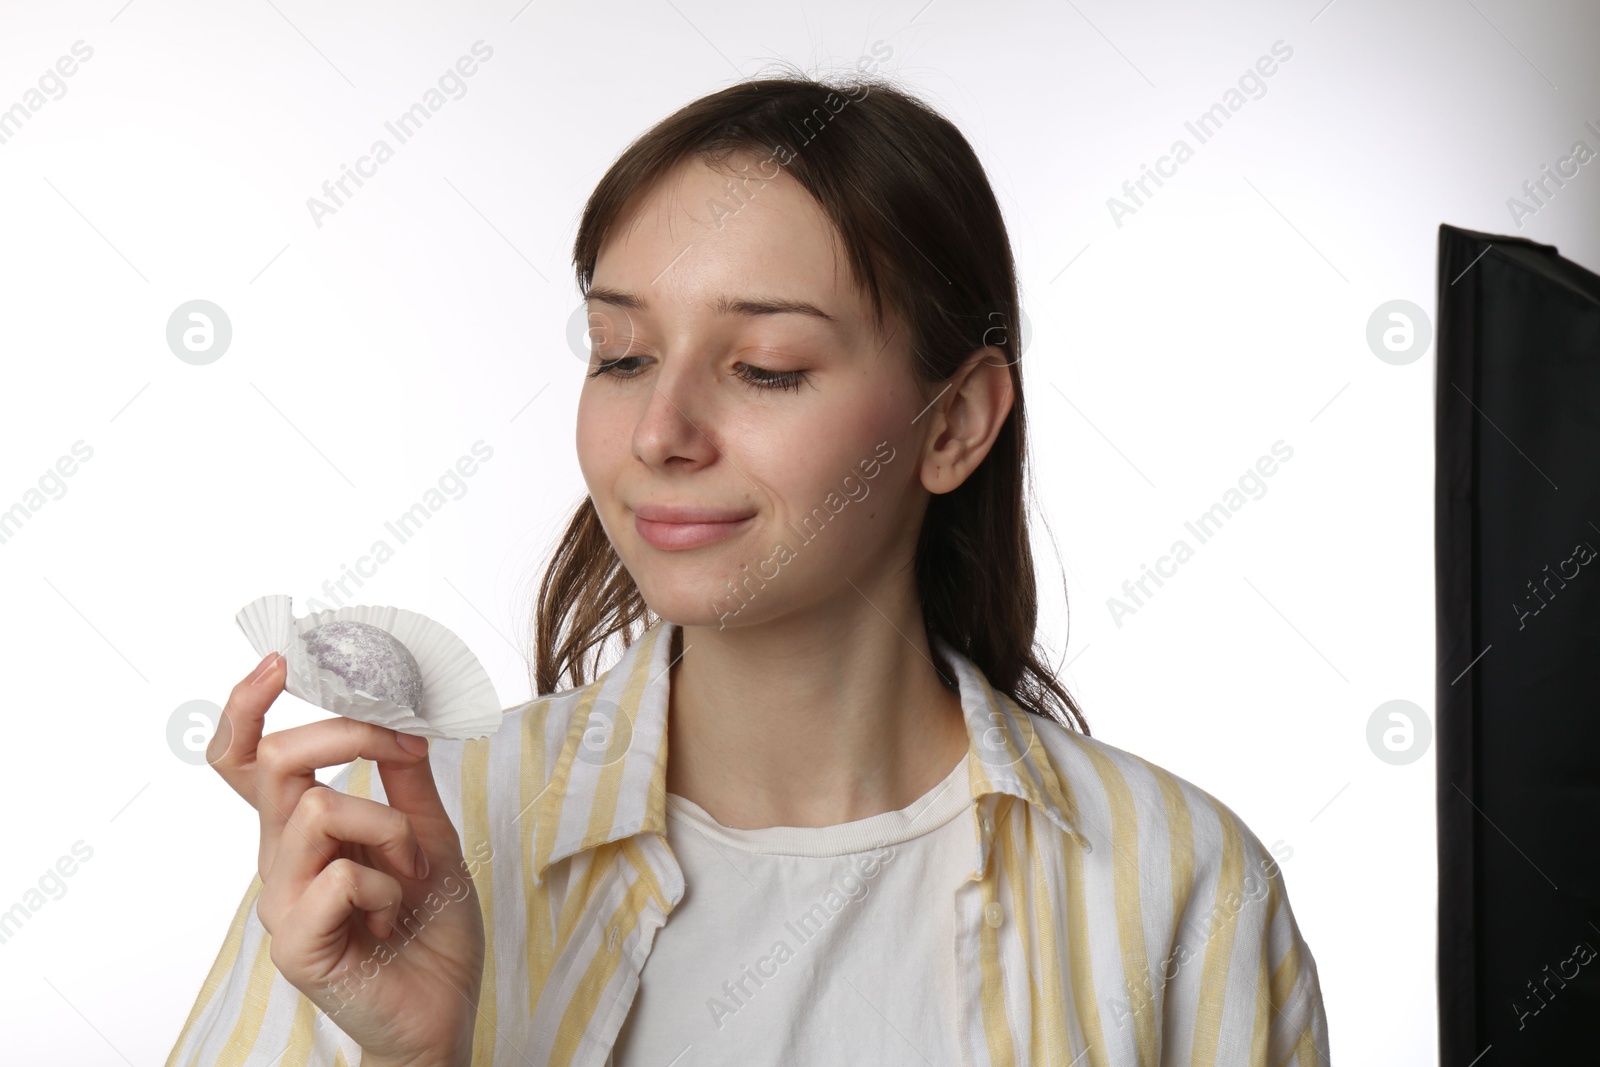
[236,594,503,741]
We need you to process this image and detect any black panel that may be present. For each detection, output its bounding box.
[1436,222,1600,1062]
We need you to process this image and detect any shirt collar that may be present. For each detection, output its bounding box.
[527,616,1082,883]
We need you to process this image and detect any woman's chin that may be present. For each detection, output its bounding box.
[633,578,769,632]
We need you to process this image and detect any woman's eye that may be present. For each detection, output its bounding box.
[588,355,808,393]
[734,362,808,393]
[587,355,647,379]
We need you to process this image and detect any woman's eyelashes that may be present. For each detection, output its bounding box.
[732,362,808,392]
[584,355,642,380]
[587,354,809,393]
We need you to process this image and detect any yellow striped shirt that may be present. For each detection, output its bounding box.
[169,617,1330,1066]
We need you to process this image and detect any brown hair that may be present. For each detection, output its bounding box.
[531,69,1088,735]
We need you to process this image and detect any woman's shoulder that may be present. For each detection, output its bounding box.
[1026,713,1295,894]
[467,678,599,763]
[492,682,594,737]
[400,679,601,809]
[1024,714,1328,1056]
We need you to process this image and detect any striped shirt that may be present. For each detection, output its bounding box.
[169,617,1330,1066]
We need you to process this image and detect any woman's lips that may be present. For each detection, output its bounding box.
[633,513,754,551]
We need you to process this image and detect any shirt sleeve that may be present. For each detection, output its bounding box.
[1253,847,1330,1067]
[166,760,374,1067]
[1165,793,1331,1067]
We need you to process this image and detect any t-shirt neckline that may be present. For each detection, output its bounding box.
[663,751,973,857]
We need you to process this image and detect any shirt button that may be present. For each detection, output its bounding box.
[985,902,1004,928]
[981,816,993,834]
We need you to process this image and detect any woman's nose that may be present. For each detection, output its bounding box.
[630,360,722,470]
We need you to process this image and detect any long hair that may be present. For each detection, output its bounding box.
[532,68,1088,734]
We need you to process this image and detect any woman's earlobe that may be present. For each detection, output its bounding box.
[921,457,962,496]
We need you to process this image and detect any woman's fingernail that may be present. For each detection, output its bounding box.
[397,732,429,756]
[415,848,430,880]
[249,653,279,684]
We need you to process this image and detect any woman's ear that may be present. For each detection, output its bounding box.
[919,345,1015,495]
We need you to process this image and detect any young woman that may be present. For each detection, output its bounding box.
[171,73,1329,1067]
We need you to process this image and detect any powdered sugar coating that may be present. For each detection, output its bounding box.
[302,620,424,711]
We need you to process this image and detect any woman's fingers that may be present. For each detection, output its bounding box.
[253,716,428,882]
[258,786,428,933]
[267,856,405,987]
[373,738,456,853]
[207,652,288,802]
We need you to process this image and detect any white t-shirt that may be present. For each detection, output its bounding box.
[611,752,977,1067]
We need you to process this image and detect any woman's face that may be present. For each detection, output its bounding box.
[575,154,937,630]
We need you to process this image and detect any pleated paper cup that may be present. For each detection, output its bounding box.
[236,594,504,741]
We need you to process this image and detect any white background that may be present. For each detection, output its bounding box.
[1,0,1597,1062]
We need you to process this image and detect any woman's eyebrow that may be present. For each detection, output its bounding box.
[587,286,837,325]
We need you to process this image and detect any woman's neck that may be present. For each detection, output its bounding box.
[662,605,970,830]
